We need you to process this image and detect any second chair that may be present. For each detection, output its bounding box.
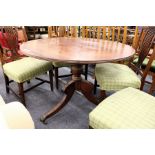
[94,26,155,98]
[0,26,53,106]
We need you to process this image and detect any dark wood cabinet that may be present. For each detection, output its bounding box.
[24,26,48,40]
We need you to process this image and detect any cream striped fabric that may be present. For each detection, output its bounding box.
[89,87,155,129]
[0,102,34,129]
[0,95,5,106]
[3,57,53,83]
[95,63,141,90]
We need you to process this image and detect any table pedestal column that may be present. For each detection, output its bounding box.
[40,64,101,123]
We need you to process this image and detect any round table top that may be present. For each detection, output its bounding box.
[20,37,135,64]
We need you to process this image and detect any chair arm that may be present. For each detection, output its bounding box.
[0,102,34,129]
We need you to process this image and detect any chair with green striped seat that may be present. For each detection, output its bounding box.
[93,26,140,94]
[95,27,155,99]
[94,26,137,94]
[0,26,53,106]
[89,87,155,129]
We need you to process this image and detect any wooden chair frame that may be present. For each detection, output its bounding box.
[0,26,53,106]
[94,26,155,96]
[86,26,131,94]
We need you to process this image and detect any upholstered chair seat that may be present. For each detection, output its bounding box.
[3,57,53,83]
[95,63,141,91]
[0,95,34,129]
[89,87,155,129]
[0,96,5,106]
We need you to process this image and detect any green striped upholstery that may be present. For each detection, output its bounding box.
[3,57,53,83]
[133,57,155,72]
[89,87,155,129]
[52,62,70,68]
[95,63,141,91]
[0,96,5,106]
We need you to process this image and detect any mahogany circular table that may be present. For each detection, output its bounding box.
[20,37,135,123]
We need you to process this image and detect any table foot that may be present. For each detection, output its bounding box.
[40,81,76,123]
[40,116,48,124]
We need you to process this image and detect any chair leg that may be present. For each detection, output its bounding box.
[148,75,155,94]
[93,78,97,94]
[84,64,88,80]
[54,67,59,89]
[4,74,10,93]
[49,69,53,91]
[99,90,106,102]
[89,126,93,129]
[27,80,30,84]
[18,83,26,106]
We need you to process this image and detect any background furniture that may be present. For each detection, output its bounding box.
[0,95,34,129]
[80,26,140,93]
[95,27,155,98]
[24,26,48,40]
[0,26,53,106]
[89,87,155,128]
[132,27,155,94]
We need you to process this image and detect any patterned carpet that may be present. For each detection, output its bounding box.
[0,66,154,128]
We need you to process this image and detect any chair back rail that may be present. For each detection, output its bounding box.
[0,26,26,65]
[18,27,28,43]
[132,26,139,48]
[1,26,19,52]
[129,27,155,88]
[136,27,155,67]
[70,26,78,37]
[48,26,58,38]
[81,26,132,44]
[48,26,77,38]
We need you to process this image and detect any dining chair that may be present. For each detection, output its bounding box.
[84,26,132,93]
[0,26,53,106]
[133,56,155,94]
[24,26,40,40]
[94,26,155,99]
[0,95,34,129]
[132,27,155,94]
[89,87,155,129]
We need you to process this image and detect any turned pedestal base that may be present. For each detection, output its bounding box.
[40,64,103,123]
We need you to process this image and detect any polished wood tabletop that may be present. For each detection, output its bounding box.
[20,37,135,64]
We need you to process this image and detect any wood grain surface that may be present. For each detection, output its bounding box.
[20,37,135,64]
